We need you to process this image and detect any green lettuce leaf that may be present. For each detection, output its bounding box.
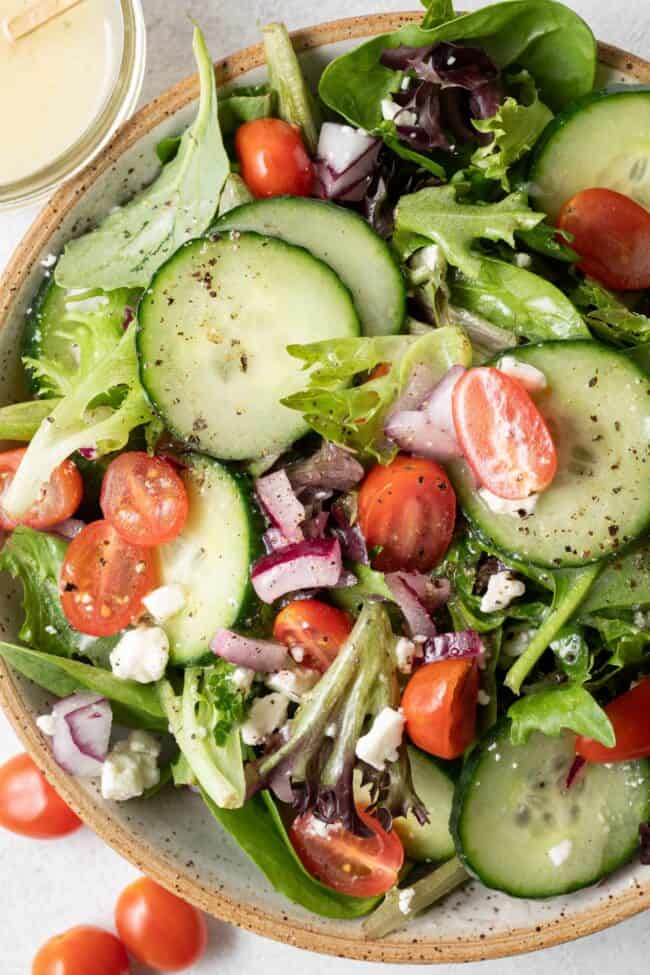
[55,26,229,291]
[3,325,152,519]
[0,399,61,442]
[571,278,650,346]
[421,0,455,29]
[508,684,615,747]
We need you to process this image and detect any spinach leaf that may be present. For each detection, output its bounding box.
[450,258,589,340]
[509,683,614,747]
[203,789,380,918]
[505,563,602,694]
[0,526,118,663]
[55,26,229,291]
[0,641,167,730]
[395,186,543,277]
[578,543,650,618]
[516,223,578,263]
[319,1,596,148]
[421,0,456,30]
[263,23,320,154]
[571,278,650,346]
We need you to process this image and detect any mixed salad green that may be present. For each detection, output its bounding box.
[0,0,649,937]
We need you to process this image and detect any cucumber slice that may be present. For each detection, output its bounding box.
[529,86,650,221]
[158,453,261,665]
[393,747,455,862]
[23,277,137,398]
[137,232,360,461]
[452,722,650,898]
[216,198,405,336]
[449,341,650,567]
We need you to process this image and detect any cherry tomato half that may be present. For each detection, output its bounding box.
[0,753,81,839]
[452,366,557,500]
[576,677,650,763]
[357,455,456,573]
[401,659,480,759]
[115,877,207,972]
[0,448,82,532]
[558,187,650,291]
[60,520,158,636]
[32,926,130,975]
[235,118,314,198]
[273,599,352,672]
[290,806,404,896]
[100,451,189,547]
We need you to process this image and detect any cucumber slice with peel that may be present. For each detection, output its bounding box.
[393,747,455,862]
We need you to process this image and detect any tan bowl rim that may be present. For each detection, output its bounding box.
[0,11,649,964]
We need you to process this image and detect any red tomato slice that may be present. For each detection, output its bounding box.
[32,926,130,975]
[100,451,189,547]
[115,877,207,972]
[452,367,557,500]
[0,448,82,531]
[290,806,404,896]
[273,599,352,672]
[60,520,158,636]
[576,677,650,762]
[401,658,480,759]
[0,753,81,839]
[357,455,456,573]
[558,187,650,291]
[235,118,314,198]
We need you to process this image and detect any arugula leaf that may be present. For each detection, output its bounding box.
[204,789,380,918]
[283,327,471,461]
[331,563,396,615]
[509,684,615,747]
[471,72,553,188]
[55,26,229,291]
[3,325,152,519]
[571,278,650,346]
[0,526,118,664]
[263,22,320,154]
[0,641,166,730]
[505,563,602,694]
[0,399,61,442]
[421,0,456,30]
[450,257,589,340]
[394,186,543,278]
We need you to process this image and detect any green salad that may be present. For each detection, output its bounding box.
[0,0,649,938]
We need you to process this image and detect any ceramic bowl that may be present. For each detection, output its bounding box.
[0,12,649,964]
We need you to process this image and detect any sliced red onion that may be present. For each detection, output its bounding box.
[315,123,381,202]
[330,499,369,565]
[385,365,465,461]
[263,527,291,553]
[256,470,305,544]
[423,629,485,662]
[78,447,98,460]
[51,692,112,777]
[51,518,85,540]
[565,755,586,790]
[210,629,288,672]
[303,510,329,539]
[398,572,450,613]
[386,362,436,422]
[333,570,358,589]
[251,538,342,604]
[385,572,437,638]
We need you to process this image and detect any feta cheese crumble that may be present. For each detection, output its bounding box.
[498,355,547,393]
[109,627,169,684]
[231,666,255,694]
[478,487,539,518]
[266,667,319,703]
[395,637,423,674]
[101,730,161,802]
[142,583,186,622]
[547,839,572,867]
[480,571,526,614]
[398,887,416,915]
[380,97,416,127]
[355,707,405,770]
[240,693,290,746]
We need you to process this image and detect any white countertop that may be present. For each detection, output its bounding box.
[1,1,649,971]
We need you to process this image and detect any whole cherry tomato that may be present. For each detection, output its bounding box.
[115,877,207,972]
[0,753,81,838]
[32,926,130,975]
[235,118,314,198]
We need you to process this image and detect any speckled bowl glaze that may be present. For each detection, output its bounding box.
[0,12,648,964]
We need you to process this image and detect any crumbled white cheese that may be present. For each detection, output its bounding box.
[101,730,161,802]
[395,637,423,674]
[478,487,539,518]
[498,355,547,393]
[325,723,337,738]
[142,583,186,622]
[36,713,57,736]
[513,252,533,268]
[289,644,305,663]
[306,817,332,839]
[502,628,534,657]
[480,571,526,614]
[547,839,572,867]
[266,667,319,703]
[240,693,290,746]
[380,97,416,127]
[477,689,491,706]
[231,666,255,694]
[109,627,169,684]
[355,707,405,770]
[398,887,416,915]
